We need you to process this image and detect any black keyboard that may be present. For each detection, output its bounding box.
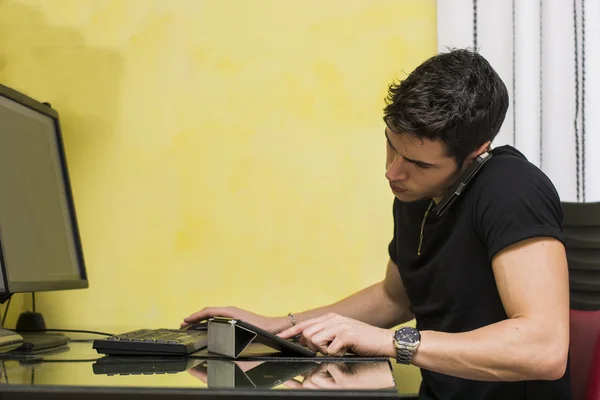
[93,329,207,356]
[93,356,205,375]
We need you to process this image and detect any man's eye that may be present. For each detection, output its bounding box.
[416,164,431,169]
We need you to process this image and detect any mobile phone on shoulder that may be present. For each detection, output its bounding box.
[432,151,493,217]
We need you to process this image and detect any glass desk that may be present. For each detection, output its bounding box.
[0,341,417,399]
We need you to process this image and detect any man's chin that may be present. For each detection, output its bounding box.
[394,192,416,202]
[393,191,429,203]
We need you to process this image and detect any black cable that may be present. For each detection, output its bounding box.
[32,292,35,313]
[27,358,101,363]
[512,0,517,146]
[539,0,543,168]
[581,0,586,202]
[2,296,11,327]
[15,328,114,336]
[573,0,581,202]
[473,0,478,50]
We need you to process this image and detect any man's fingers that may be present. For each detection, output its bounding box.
[297,322,327,349]
[303,322,331,338]
[300,336,322,355]
[186,366,208,383]
[282,378,303,389]
[298,323,330,354]
[183,308,211,323]
[306,342,321,354]
[309,326,342,355]
[278,315,327,338]
[300,378,323,390]
[305,369,338,389]
[279,322,308,339]
[279,313,338,339]
[325,336,349,357]
[308,325,351,356]
[183,307,232,325]
[325,362,349,379]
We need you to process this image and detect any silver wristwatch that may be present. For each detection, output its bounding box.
[393,326,421,364]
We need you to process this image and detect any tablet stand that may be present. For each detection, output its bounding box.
[208,320,257,359]
[207,360,255,388]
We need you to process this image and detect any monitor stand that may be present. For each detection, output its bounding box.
[14,311,68,354]
[16,311,47,330]
[0,296,68,354]
[0,294,47,330]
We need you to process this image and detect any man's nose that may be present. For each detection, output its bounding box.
[385,155,408,181]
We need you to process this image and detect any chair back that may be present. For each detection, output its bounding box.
[563,202,600,400]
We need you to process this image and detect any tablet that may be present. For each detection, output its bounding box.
[207,360,318,388]
[209,317,316,357]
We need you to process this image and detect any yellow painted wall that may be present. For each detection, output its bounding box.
[0,0,436,393]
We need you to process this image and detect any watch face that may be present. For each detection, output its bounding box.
[395,327,420,344]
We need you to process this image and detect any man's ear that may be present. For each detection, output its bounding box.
[466,141,491,163]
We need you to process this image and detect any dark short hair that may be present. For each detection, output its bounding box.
[383,48,509,165]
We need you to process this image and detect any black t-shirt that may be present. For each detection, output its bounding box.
[388,146,571,400]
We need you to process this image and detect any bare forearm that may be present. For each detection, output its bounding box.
[279,282,412,332]
[406,318,568,381]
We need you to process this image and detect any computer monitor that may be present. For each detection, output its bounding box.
[0,83,88,306]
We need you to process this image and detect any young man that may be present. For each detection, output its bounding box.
[182,49,571,399]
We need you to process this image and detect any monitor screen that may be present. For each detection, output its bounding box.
[0,85,87,294]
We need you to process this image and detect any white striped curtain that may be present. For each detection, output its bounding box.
[437,0,599,203]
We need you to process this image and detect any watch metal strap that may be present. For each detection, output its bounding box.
[396,346,414,364]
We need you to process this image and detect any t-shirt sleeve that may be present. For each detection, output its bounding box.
[472,160,564,260]
[388,199,399,265]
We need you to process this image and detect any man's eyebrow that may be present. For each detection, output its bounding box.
[384,128,437,168]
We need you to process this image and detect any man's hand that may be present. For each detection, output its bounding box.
[187,363,208,384]
[181,307,290,333]
[284,362,396,390]
[278,313,395,357]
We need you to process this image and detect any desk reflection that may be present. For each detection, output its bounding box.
[188,360,396,391]
[0,342,402,398]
